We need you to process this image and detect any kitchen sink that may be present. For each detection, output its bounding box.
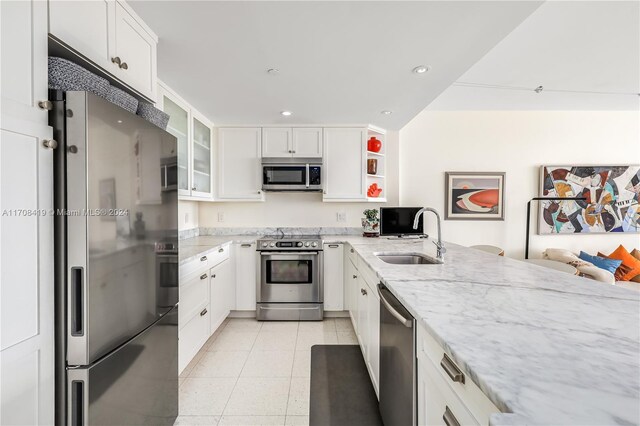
[375,253,442,265]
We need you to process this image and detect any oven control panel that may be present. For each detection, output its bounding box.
[258,239,321,250]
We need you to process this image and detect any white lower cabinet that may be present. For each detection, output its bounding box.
[210,258,233,333]
[345,244,380,396]
[323,243,344,311]
[235,242,258,310]
[178,303,210,373]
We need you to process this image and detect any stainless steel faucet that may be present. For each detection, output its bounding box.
[413,207,446,260]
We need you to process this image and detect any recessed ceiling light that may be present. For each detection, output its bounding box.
[267,68,280,75]
[117,120,123,124]
[280,111,292,116]
[412,65,431,74]
[381,110,392,115]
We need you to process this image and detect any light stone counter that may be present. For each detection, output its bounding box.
[178,234,640,425]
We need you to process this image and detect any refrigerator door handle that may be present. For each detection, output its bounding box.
[70,267,84,336]
[67,369,89,426]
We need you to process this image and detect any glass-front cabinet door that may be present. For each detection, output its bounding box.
[160,91,190,196]
[191,113,212,197]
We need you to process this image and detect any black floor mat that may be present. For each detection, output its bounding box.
[310,345,383,426]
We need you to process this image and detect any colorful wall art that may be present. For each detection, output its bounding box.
[539,165,640,234]
[445,172,505,220]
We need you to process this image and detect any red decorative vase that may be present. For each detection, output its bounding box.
[368,137,382,153]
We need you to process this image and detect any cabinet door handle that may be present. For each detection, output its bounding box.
[241,244,252,248]
[442,406,460,426]
[200,273,207,280]
[200,308,208,316]
[218,248,224,253]
[350,248,354,253]
[38,100,53,110]
[440,354,465,384]
[328,244,339,248]
[361,288,367,295]
[192,187,197,191]
[111,56,122,66]
[352,275,357,279]
[43,139,58,149]
[212,274,216,278]
[200,256,208,262]
[120,62,128,70]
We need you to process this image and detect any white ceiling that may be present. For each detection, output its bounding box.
[428,1,640,111]
[129,1,542,129]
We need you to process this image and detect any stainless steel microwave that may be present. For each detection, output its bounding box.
[262,158,322,192]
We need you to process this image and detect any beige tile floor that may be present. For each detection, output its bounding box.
[175,317,358,426]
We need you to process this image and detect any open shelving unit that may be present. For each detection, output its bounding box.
[366,127,387,202]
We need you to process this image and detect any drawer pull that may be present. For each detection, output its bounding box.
[241,244,252,248]
[361,288,367,296]
[328,244,339,248]
[350,248,354,253]
[441,353,465,384]
[353,275,358,279]
[200,308,208,316]
[200,256,207,262]
[200,273,207,280]
[218,248,224,253]
[442,406,460,426]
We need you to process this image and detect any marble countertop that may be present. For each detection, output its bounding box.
[179,235,640,425]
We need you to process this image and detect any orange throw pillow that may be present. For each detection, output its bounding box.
[603,245,640,282]
[630,249,640,283]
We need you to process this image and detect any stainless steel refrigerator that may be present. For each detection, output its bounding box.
[50,91,179,425]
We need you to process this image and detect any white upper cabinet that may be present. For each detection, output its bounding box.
[48,0,113,73]
[323,128,367,201]
[262,128,292,158]
[262,127,323,158]
[157,82,214,200]
[217,128,264,201]
[292,128,323,158]
[190,113,213,197]
[112,1,157,100]
[48,0,158,101]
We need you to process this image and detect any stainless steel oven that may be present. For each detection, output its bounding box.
[256,236,323,320]
[262,158,322,192]
[156,241,178,308]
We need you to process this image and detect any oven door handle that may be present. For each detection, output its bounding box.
[260,251,320,256]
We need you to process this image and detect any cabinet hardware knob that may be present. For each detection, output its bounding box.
[120,62,128,70]
[440,353,465,384]
[218,248,224,253]
[192,187,197,191]
[200,273,207,280]
[200,308,208,316]
[38,100,53,111]
[257,190,262,194]
[200,256,207,261]
[353,275,357,279]
[350,248,354,253]
[442,406,460,426]
[43,139,58,149]
[212,274,216,278]
[111,56,122,66]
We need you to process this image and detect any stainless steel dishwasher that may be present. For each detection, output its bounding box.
[378,283,416,426]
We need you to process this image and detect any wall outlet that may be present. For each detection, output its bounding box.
[336,212,346,222]
[217,212,225,222]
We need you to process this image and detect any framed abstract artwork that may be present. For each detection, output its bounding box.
[445,172,505,220]
[539,165,640,234]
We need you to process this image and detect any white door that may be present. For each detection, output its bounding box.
[235,243,257,310]
[323,128,366,200]
[190,113,213,198]
[366,282,380,394]
[210,259,231,333]
[218,128,263,200]
[113,1,157,100]
[48,0,113,72]
[262,128,292,158]
[1,2,54,423]
[356,276,369,356]
[292,128,323,158]
[323,243,344,311]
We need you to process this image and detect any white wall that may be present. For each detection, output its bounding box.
[399,110,640,259]
[198,131,399,229]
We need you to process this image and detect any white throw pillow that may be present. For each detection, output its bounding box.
[542,248,615,285]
